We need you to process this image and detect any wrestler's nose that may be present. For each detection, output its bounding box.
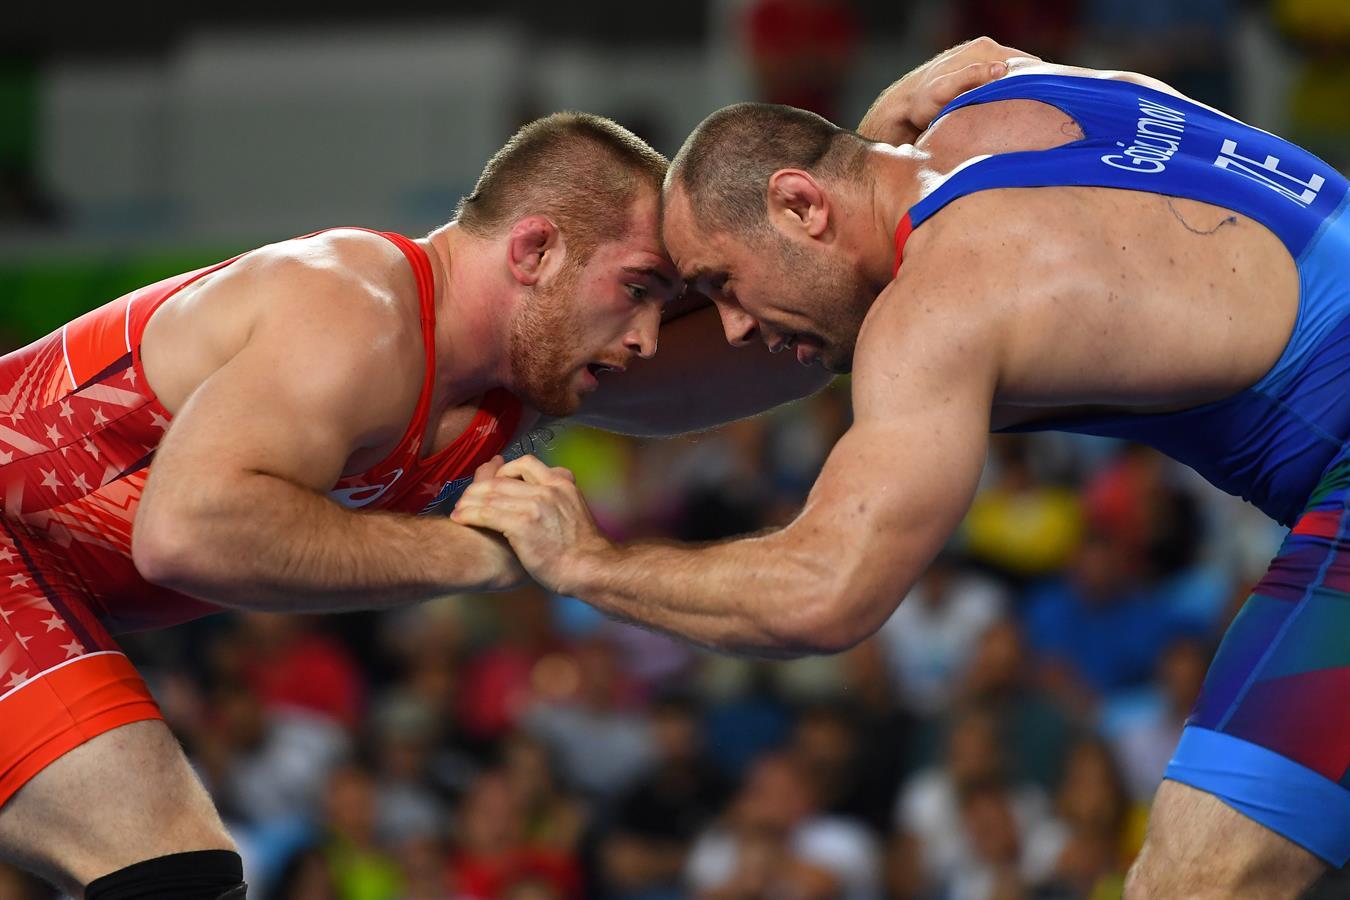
[719,307,759,347]
[623,304,660,359]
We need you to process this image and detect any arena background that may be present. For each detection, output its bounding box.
[2,1,1349,898]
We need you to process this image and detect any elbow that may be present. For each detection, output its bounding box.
[132,512,211,592]
[767,588,876,657]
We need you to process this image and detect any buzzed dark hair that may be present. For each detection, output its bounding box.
[669,102,871,238]
[456,112,668,256]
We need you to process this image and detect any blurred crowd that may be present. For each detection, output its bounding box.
[741,0,1350,176]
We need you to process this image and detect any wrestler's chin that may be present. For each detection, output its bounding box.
[822,352,853,375]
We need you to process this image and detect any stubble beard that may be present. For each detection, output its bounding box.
[508,266,586,417]
[779,238,868,374]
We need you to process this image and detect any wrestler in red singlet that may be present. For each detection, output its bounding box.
[0,230,521,806]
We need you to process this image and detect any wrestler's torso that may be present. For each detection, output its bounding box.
[888,70,1350,524]
[0,228,532,631]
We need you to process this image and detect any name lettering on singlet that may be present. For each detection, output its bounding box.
[1212,139,1326,208]
[1101,97,1187,174]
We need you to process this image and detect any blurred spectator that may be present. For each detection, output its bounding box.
[876,551,1008,716]
[962,437,1084,584]
[955,620,1077,792]
[522,636,655,802]
[236,613,366,731]
[1040,738,1136,897]
[949,778,1067,900]
[500,732,588,852]
[600,695,731,899]
[942,0,1081,63]
[789,703,876,824]
[1083,446,1231,631]
[321,764,405,900]
[744,0,861,121]
[458,587,569,746]
[700,663,796,780]
[372,597,484,801]
[686,751,881,900]
[195,678,350,828]
[1024,522,1208,707]
[1274,0,1350,171]
[764,379,853,503]
[268,846,339,900]
[1102,637,1211,803]
[398,836,451,900]
[1080,0,1237,108]
[366,692,448,847]
[447,769,584,900]
[895,707,1058,898]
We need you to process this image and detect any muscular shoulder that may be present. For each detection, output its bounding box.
[851,246,1007,420]
[249,231,428,418]
[145,229,426,425]
[238,229,419,331]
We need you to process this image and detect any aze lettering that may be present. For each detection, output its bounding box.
[1213,139,1325,208]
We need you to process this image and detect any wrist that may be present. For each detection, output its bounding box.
[559,537,619,599]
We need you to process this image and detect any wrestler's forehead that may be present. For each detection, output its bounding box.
[659,189,728,282]
[614,188,675,269]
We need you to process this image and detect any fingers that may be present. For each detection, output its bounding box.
[449,503,515,534]
[472,455,506,483]
[926,60,1008,112]
[496,454,575,485]
[457,476,556,507]
[953,36,1039,66]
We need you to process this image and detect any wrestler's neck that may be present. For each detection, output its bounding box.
[861,145,925,284]
[417,223,517,406]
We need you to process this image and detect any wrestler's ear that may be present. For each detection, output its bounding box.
[507,216,561,286]
[767,169,830,240]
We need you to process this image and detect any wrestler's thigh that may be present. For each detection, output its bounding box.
[0,719,235,896]
[1126,779,1324,899]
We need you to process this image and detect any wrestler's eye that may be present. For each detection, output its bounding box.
[625,283,649,301]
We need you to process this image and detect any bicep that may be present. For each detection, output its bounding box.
[143,293,407,513]
[777,276,1001,638]
[786,397,989,628]
[570,304,832,436]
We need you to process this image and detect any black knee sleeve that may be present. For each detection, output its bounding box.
[85,850,247,900]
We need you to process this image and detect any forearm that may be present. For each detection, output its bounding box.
[135,472,513,611]
[566,531,844,659]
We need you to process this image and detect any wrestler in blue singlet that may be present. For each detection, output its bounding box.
[904,73,1350,865]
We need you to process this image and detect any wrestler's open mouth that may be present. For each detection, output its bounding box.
[586,362,625,377]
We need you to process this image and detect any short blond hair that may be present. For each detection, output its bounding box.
[456,112,668,256]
